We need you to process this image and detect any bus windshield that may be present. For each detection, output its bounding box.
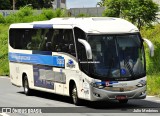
[87,34,145,80]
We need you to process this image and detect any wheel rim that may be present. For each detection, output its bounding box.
[24,79,28,93]
[72,87,77,104]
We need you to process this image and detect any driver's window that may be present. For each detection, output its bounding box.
[74,27,88,73]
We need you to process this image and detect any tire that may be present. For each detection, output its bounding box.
[119,99,128,104]
[71,84,81,106]
[23,76,32,96]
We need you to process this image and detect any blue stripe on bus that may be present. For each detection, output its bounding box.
[9,53,65,67]
[33,24,53,29]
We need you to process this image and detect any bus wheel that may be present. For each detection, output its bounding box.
[72,84,81,105]
[23,76,32,96]
[118,99,128,104]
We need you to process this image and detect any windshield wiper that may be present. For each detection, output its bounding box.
[107,57,115,77]
[124,57,135,78]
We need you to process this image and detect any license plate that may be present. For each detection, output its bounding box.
[116,95,127,100]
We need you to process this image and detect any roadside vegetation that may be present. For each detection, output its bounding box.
[141,26,160,97]
[0,6,160,96]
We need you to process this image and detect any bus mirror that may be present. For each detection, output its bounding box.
[78,39,92,59]
[143,38,154,57]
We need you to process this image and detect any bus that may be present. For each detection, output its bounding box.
[9,17,154,105]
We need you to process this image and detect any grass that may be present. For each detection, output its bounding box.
[141,26,160,96]
[0,24,9,76]
[147,74,160,96]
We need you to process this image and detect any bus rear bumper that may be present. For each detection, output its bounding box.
[90,86,146,101]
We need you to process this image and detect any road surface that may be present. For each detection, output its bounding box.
[0,77,160,116]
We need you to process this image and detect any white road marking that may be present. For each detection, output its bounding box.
[0,77,9,79]
[147,96,155,98]
[0,113,10,116]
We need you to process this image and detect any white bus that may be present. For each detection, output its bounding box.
[9,17,154,105]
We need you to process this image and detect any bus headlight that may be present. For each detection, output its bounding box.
[136,83,143,87]
[136,80,146,87]
[90,82,104,89]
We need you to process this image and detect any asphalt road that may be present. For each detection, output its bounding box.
[0,77,160,116]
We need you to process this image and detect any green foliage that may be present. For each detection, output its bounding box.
[141,25,160,75]
[0,0,53,10]
[0,24,9,76]
[97,0,105,7]
[41,8,56,19]
[17,7,34,17]
[54,8,67,17]
[76,13,90,17]
[141,25,160,96]
[0,14,5,23]
[0,0,11,10]
[126,0,159,30]
[4,7,68,23]
[5,7,34,23]
[5,13,20,23]
[147,75,160,96]
[103,0,159,30]
[103,0,121,17]
[4,0,53,10]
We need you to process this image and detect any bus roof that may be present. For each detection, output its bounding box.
[9,17,139,34]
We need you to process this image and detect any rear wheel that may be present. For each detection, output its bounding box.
[23,76,32,96]
[118,99,128,104]
[71,84,81,105]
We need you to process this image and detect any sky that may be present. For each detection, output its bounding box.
[66,0,101,9]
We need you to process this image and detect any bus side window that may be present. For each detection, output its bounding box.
[63,29,76,56]
[9,29,24,49]
[23,29,32,50]
[51,29,76,57]
[51,29,63,52]
[39,29,49,51]
[28,29,45,50]
[45,29,54,51]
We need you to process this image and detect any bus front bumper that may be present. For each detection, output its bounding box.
[90,85,146,101]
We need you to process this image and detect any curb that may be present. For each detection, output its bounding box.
[0,76,9,79]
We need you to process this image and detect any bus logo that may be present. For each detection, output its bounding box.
[67,59,75,68]
[121,69,126,75]
[105,82,110,86]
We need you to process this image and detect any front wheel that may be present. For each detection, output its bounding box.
[71,85,81,105]
[23,76,32,96]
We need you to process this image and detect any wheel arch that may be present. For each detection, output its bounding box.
[69,80,76,97]
[22,72,27,87]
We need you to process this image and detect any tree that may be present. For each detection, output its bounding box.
[14,0,53,9]
[0,0,12,10]
[103,0,159,29]
[97,0,105,7]
[103,0,121,17]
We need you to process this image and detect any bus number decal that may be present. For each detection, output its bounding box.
[57,58,64,65]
